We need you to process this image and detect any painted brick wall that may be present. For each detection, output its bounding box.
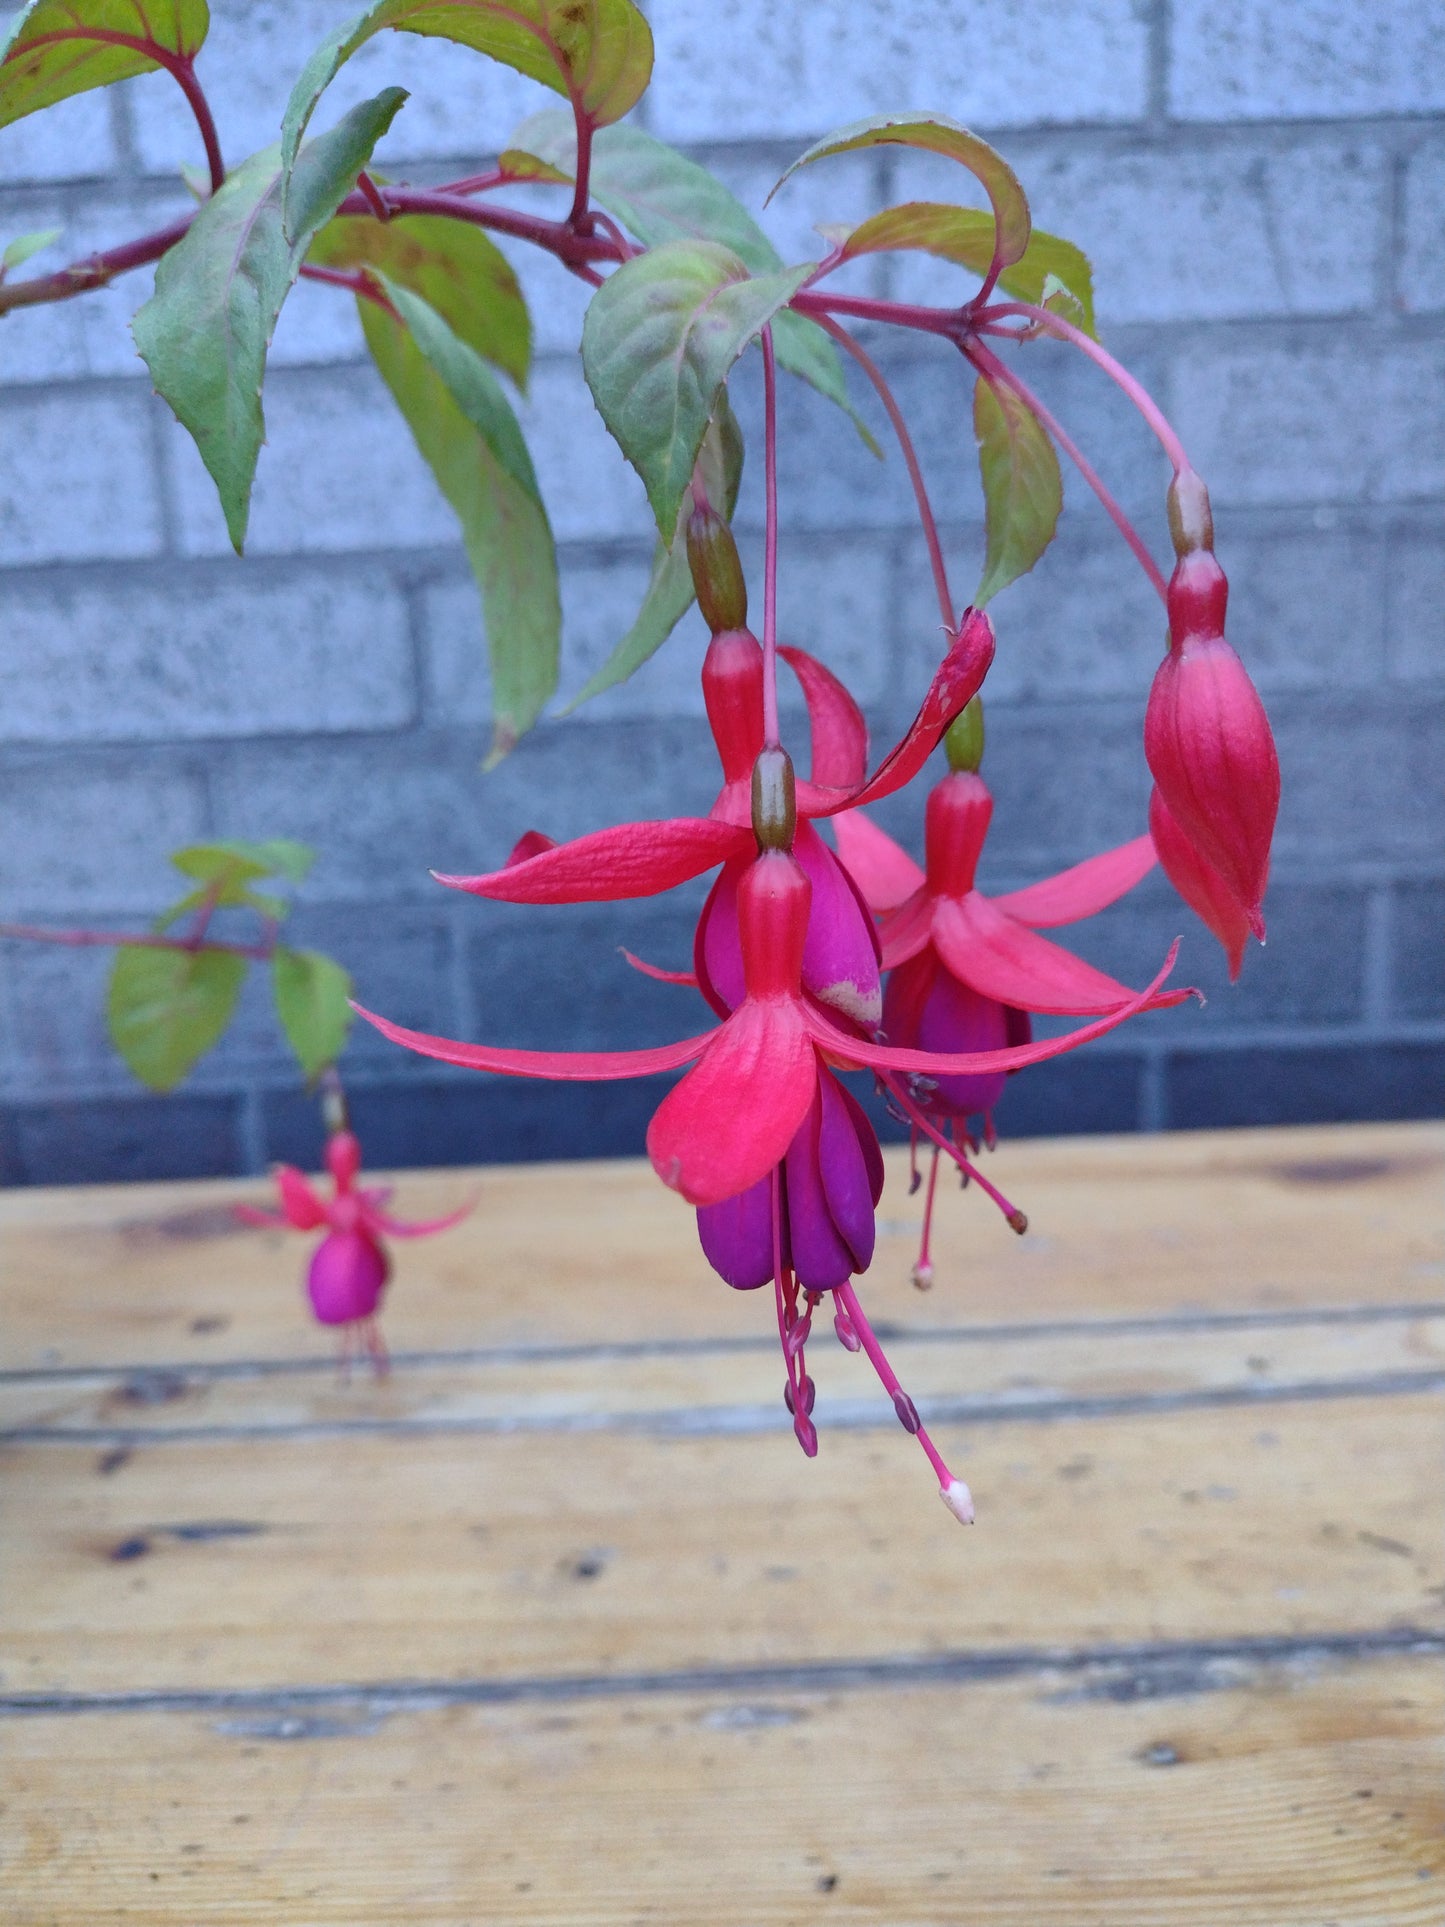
[1,0,1442,1183]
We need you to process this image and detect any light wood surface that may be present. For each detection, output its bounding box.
[3,1121,1443,1922]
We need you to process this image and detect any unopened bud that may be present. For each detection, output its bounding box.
[686,503,748,633]
[751,746,796,851]
[1167,466,1214,558]
[943,695,985,773]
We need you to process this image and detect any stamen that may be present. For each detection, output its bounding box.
[912,1143,940,1290]
[908,1127,922,1195]
[362,1317,390,1379]
[882,1073,1028,1235]
[834,1278,972,1523]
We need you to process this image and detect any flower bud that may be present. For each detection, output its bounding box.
[1148,787,1252,982]
[943,695,985,773]
[702,627,764,786]
[306,1229,389,1326]
[686,502,748,633]
[1167,466,1215,558]
[751,746,796,852]
[1144,632,1278,936]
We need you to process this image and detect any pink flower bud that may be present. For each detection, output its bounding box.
[1144,554,1279,937]
[1148,787,1252,982]
[306,1230,389,1326]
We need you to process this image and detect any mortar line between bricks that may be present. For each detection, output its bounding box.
[3,1629,1442,1722]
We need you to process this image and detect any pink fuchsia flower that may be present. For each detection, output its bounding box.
[833,740,1169,1285]
[1144,528,1279,956]
[235,1129,475,1370]
[1148,785,1253,982]
[356,841,1186,1519]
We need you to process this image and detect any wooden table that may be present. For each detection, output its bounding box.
[3,1121,1443,1923]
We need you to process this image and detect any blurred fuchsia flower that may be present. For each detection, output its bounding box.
[236,1129,475,1370]
[832,717,1170,1286]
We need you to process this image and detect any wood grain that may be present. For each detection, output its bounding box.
[4,1123,1441,1371]
[5,1654,1442,1924]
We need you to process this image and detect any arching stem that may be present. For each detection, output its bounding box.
[761,322,781,751]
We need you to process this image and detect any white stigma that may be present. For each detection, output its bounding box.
[939,1478,975,1526]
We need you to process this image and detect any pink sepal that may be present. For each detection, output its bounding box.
[832,807,926,913]
[780,645,868,790]
[352,1000,712,1081]
[368,1194,479,1239]
[275,1165,327,1229]
[931,892,1146,1016]
[433,818,749,903]
[1149,786,1252,981]
[875,892,934,970]
[992,834,1157,928]
[621,949,699,987]
[233,1203,288,1228]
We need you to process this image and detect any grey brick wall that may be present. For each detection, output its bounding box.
[1,0,1442,1182]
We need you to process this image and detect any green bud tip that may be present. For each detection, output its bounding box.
[751,746,797,852]
[686,504,748,634]
[944,697,985,773]
[1167,467,1214,558]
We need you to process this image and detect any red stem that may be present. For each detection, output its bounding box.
[966,337,1168,603]
[300,263,396,312]
[791,288,958,338]
[0,215,194,314]
[761,323,781,751]
[0,923,273,962]
[356,170,391,222]
[169,55,225,193]
[568,114,595,231]
[441,169,508,195]
[812,313,955,630]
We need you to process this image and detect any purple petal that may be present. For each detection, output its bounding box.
[794,821,882,1028]
[817,1072,879,1273]
[838,1079,886,1209]
[306,1230,389,1325]
[916,967,1011,1118]
[694,856,747,1016]
[784,1082,857,1292]
[696,1174,777,1290]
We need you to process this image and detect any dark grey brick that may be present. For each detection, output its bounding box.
[9,1092,244,1184]
[1166,1042,1445,1130]
[1394,881,1445,1019]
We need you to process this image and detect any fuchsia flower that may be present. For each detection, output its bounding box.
[236,1130,476,1369]
[1144,482,1280,961]
[832,730,1172,1284]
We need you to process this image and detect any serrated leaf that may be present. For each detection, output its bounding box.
[0,0,209,129]
[363,282,560,762]
[973,374,1062,607]
[513,109,873,450]
[582,238,809,540]
[282,0,653,202]
[107,944,246,1091]
[2,225,61,272]
[132,90,406,552]
[273,945,353,1078]
[172,839,315,886]
[771,112,1031,271]
[832,202,1096,338]
[565,390,743,711]
[309,212,531,388]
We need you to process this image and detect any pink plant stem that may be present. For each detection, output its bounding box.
[335,185,622,267]
[918,1143,941,1271]
[299,263,396,313]
[439,169,508,195]
[833,1279,954,1488]
[761,323,782,752]
[791,288,957,338]
[568,115,595,231]
[0,924,271,961]
[356,170,390,222]
[879,1073,1027,1232]
[977,301,1191,473]
[966,337,1168,604]
[168,56,225,192]
[0,216,194,314]
[812,313,956,630]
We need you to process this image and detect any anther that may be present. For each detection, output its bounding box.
[1007,1209,1028,1235]
[834,1309,862,1352]
[910,1261,934,1292]
[893,1390,921,1435]
[793,1413,819,1458]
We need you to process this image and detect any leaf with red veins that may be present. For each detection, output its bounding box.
[352,1001,713,1081]
[832,807,926,913]
[932,892,1148,1015]
[646,998,817,1207]
[804,942,1192,1077]
[780,645,868,790]
[434,818,749,903]
[876,892,934,970]
[991,833,1156,929]
[807,609,996,818]
[365,1195,479,1240]
[275,1164,328,1229]
[621,948,699,986]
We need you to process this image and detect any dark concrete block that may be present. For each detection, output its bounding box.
[9,1092,244,1185]
[1394,880,1445,1018]
[1166,1041,1445,1130]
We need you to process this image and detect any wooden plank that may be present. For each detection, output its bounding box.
[4,1653,1441,1924]
[4,1395,1440,1697]
[2,1302,1441,1438]
[3,1122,1442,1372]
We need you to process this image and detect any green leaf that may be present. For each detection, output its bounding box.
[0,0,209,129]
[564,390,743,711]
[582,238,809,540]
[2,226,61,272]
[282,0,653,197]
[513,109,875,450]
[132,89,407,553]
[973,374,1062,607]
[831,202,1096,339]
[107,945,246,1092]
[770,111,1031,271]
[308,212,531,389]
[363,281,560,763]
[497,146,572,184]
[172,839,315,886]
[272,945,353,1079]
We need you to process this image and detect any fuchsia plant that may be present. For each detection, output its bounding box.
[0,0,1281,1518]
